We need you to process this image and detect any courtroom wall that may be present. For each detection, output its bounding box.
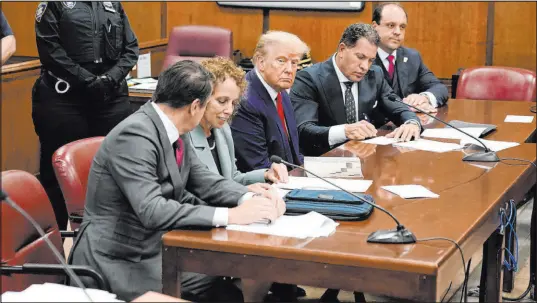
[3,2,535,77]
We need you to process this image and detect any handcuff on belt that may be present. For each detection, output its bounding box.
[47,71,70,94]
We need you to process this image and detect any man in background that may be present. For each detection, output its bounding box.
[372,2,448,117]
[1,11,16,65]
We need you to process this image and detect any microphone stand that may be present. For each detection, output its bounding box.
[0,190,94,302]
[271,156,416,244]
[388,95,500,163]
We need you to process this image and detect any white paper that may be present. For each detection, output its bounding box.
[226,211,339,239]
[422,127,487,140]
[392,138,462,153]
[304,157,363,178]
[1,283,123,302]
[136,52,152,79]
[130,77,158,84]
[381,185,439,199]
[504,115,534,123]
[130,82,158,91]
[362,136,398,145]
[274,176,372,193]
[460,138,520,152]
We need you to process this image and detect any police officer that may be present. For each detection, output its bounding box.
[32,1,139,230]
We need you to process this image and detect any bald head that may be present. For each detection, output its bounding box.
[253,31,310,92]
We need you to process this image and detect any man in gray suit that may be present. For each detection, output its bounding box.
[372,2,448,115]
[69,60,283,301]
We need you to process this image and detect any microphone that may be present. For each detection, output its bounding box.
[270,155,416,244]
[387,95,499,162]
[0,190,94,302]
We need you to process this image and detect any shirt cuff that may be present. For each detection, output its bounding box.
[420,92,438,108]
[212,208,228,227]
[238,192,255,205]
[404,119,421,127]
[328,124,347,146]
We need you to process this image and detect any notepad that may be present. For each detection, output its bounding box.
[226,211,339,239]
[381,185,439,199]
[274,176,373,193]
[504,115,534,123]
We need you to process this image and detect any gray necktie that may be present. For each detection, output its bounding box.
[344,81,356,124]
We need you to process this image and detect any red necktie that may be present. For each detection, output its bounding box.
[174,138,184,167]
[387,54,395,80]
[276,92,288,138]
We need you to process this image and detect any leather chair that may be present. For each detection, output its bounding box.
[162,25,233,71]
[1,170,108,293]
[52,137,104,230]
[456,66,536,101]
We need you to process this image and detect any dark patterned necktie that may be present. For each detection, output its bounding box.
[344,81,356,124]
[174,138,184,167]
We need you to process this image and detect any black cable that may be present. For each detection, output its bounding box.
[1,192,94,302]
[530,105,536,114]
[499,157,537,169]
[503,279,533,301]
[417,237,469,303]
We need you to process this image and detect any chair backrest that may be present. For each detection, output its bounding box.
[161,25,233,71]
[52,137,104,230]
[1,170,64,293]
[456,66,537,101]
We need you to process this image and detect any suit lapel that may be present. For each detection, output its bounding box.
[190,125,219,174]
[395,48,408,97]
[141,102,183,200]
[214,128,232,179]
[248,71,289,146]
[319,59,347,124]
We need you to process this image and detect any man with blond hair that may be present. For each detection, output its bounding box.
[231,31,309,301]
[232,31,308,173]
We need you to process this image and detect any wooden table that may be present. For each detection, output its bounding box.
[161,100,536,302]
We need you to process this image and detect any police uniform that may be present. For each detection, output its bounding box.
[32,1,139,230]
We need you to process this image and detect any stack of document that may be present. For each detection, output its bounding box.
[226,211,339,239]
[128,78,158,91]
[275,176,372,192]
[1,283,123,302]
[421,127,487,140]
[304,156,363,178]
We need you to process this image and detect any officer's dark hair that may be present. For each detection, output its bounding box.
[372,2,408,25]
[338,23,380,49]
[153,60,214,108]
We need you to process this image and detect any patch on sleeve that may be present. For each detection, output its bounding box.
[35,2,48,23]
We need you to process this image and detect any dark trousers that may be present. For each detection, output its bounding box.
[31,77,132,230]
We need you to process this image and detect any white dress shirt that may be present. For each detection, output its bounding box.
[328,55,359,146]
[151,102,251,227]
[377,48,438,108]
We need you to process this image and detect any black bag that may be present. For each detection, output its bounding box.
[284,189,375,221]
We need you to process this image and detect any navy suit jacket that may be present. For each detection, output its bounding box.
[290,57,418,156]
[374,47,448,106]
[230,70,303,172]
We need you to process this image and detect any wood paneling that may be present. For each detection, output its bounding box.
[1,64,41,174]
[2,2,40,57]
[493,2,536,72]
[269,5,373,63]
[166,2,264,57]
[123,2,163,44]
[402,2,489,79]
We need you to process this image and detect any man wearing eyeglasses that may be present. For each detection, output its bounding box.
[371,2,448,117]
